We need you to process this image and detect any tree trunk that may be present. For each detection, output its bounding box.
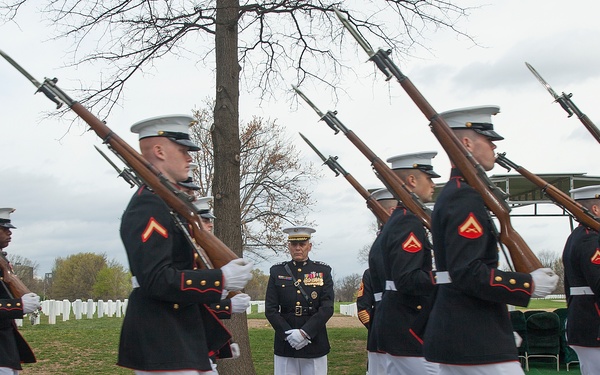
[213,1,256,374]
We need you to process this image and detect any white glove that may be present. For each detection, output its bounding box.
[530,268,559,298]
[221,259,253,291]
[230,343,240,359]
[293,338,310,350]
[285,329,311,349]
[513,331,523,347]
[21,293,40,314]
[285,329,304,346]
[231,293,251,313]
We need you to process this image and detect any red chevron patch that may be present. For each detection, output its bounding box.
[142,217,168,242]
[402,232,423,253]
[458,213,483,239]
[591,249,600,265]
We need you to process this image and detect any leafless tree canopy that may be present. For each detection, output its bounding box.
[190,101,320,261]
[0,1,474,115]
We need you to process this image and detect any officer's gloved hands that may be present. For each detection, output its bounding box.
[221,259,253,291]
[21,292,40,314]
[231,293,251,313]
[285,329,311,350]
[530,268,559,298]
[293,337,310,350]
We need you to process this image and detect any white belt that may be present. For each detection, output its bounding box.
[435,271,452,284]
[570,286,594,295]
[385,280,397,291]
[374,292,383,302]
[132,276,140,289]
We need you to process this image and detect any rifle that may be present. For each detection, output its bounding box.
[298,132,390,224]
[334,8,542,272]
[526,62,600,144]
[292,85,432,229]
[0,49,238,270]
[496,152,600,231]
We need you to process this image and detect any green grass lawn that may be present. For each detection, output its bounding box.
[16,300,580,374]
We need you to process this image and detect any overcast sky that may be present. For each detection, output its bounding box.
[1,1,599,284]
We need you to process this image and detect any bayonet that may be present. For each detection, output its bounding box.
[299,133,390,223]
[299,132,344,177]
[94,145,140,188]
[292,85,348,134]
[0,49,64,109]
[525,62,562,103]
[292,85,325,118]
[333,8,376,58]
[526,62,600,144]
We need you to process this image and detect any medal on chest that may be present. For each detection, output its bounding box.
[303,271,324,286]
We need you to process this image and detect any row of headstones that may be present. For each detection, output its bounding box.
[248,300,265,314]
[17,299,267,326]
[340,302,357,317]
[15,299,129,326]
[338,295,567,318]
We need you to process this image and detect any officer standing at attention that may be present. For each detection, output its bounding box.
[423,106,558,375]
[117,114,253,375]
[374,152,440,375]
[365,188,400,375]
[265,226,334,375]
[0,208,40,375]
[562,185,600,375]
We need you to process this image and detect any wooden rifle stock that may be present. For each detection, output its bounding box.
[496,153,600,232]
[0,252,31,298]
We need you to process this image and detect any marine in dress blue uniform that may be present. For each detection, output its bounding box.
[562,185,600,375]
[423,106,558,375]
[117,115,253,374]
[0,208,39,375]
[374,152,440,375]
[265,226,334,375]
[366,188,399,375]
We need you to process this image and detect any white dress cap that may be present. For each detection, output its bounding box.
[131,114,200,151]
[386,151,440,177]
[179,162,200,190]
[570,185,600,200]
[0,208,16,229]
[283,226,316,241]
[439,105,504,141]
[194,196,216,219]
[371,188,395,201]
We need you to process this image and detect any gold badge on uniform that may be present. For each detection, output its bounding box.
[304,271,324,286]
[311,291,318,299]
